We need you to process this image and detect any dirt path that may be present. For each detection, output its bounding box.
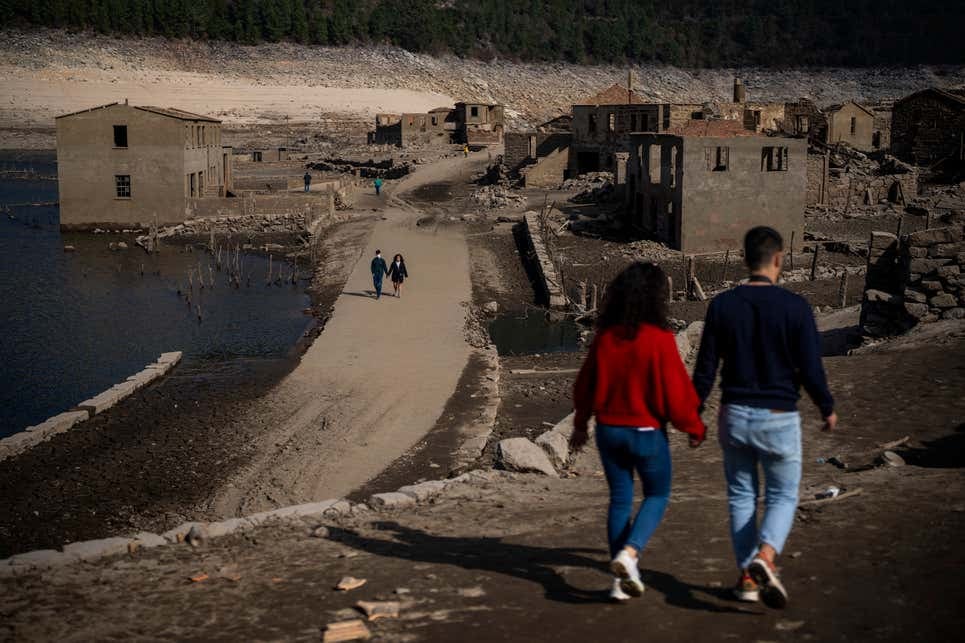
[209,156,479,517]
[4,330,963,642]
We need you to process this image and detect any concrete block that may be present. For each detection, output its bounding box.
[929,242,965,258]
[323,500,353,516]
[903,289,928,304]
[0,431,45,461]
[157,351,183,366]
[937,265,961,279]
[161,522,199,543]
[909,258,951,275]
[62,537,133,561]
[864,289,900,305]
[930,293,958,308]
[942,307,965,320]
[109,380,138,400]
[397,480,448,502]
[906,226,963,246]
[25,411,89,441]
[536,430,569,468]
[904,302,930,319]
[131,532,168,548]
[869,231,898,250]
[907,246,929,258]
[247,500,340,525]
[76,389,122,416]
[369,492,417,509]
[496,437,558,477]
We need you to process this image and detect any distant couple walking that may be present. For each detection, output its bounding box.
[370,249,408,299]
[572,226,837,608]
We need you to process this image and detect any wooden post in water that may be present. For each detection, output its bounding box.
[721,249,730,284]
[810,245,820,281]
[838,272,849,308]
[667,275,674,303]
[591,284,599,311]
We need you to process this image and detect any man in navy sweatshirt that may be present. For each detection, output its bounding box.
[693,226,837,610]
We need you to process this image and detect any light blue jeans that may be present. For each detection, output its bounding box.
[718,404,802,570]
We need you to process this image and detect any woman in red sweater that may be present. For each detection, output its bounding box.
[571,262,706,602]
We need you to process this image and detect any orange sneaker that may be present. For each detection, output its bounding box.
[733,572,760,602]
[748,556,788,609]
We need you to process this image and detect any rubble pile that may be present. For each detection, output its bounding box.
[470,185,526,209]
[563,172,615,203]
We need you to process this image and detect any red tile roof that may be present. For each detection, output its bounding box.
[664,119,758,137]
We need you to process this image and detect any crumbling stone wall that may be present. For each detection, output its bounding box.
[805,151,917,208]
[860,225,965,336]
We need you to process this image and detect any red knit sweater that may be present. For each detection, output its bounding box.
[573,324,706,440]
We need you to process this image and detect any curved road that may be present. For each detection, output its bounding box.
[210,155,479,516]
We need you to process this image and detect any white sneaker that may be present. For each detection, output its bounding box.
[609,578,631,602]
[609,550,645,596]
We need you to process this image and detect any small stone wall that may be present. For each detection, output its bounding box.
[523,211,567,309]
[860,225,965,336]
[0,352,182,462]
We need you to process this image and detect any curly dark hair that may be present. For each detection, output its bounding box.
[596,262,670,337]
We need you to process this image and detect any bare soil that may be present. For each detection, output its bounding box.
[3,328,962,642]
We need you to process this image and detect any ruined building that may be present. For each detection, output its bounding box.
[784,99,880,151]
[369,103,504,147]
[891,88,965,165]
[568,80,785,178]
[503,115,572,187]
[625,120,806,253]
[569,84,666,176]
[56,102,233,228]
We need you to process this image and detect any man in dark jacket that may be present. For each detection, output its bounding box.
[370,249,388,299]
[303,171,312,193]
[693,226,837,610]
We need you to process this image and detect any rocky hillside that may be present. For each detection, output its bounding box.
[3,29,965,130]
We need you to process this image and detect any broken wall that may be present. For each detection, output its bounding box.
[860,226,965,336]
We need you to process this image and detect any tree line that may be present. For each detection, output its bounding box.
[2,0,963,67]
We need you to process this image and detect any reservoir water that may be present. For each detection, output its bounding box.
[0,151,313,437]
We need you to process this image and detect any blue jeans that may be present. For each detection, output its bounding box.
[595,424,672,558]
[304,184,310,192]
[718,404,802,570]
[373,275,383,298]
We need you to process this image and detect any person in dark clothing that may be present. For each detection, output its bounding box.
[370,249,388,299]
[693,226,837,610]
[571,262,705,602]
[374,177,383,196]
[303,171,312,193]
[388,254,409,298]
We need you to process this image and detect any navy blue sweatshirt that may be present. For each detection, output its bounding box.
[693,285,835,417]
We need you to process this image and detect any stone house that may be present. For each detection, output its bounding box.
[504,115,571,187]
[56,102,233,228]
[891,88,965,165]
[454,102,504,145]
[625,120,806,253]
[369,103,503,147]
[785,99,882,152]
[825,101,875,150]
[568,84,665,176]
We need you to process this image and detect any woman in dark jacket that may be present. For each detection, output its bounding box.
[388,254,409,298]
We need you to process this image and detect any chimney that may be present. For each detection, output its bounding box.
[733,78,746,103]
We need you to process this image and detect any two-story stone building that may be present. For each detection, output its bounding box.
[56,101,233,228]
[625,120,806,253]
